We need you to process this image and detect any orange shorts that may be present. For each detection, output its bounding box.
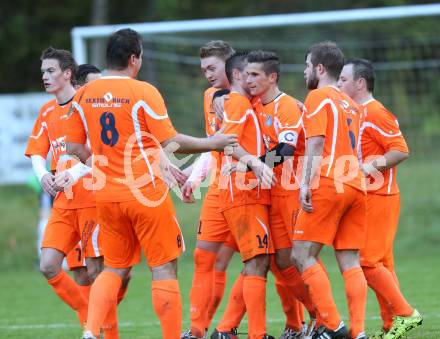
[42,206,102,258]
[222,204,274,262]
[66,243,85,270]
[198,187,231,243]
[360,193,400,269]
[293,178,366,250]
[270,193,299,250]
[97,193,183,268]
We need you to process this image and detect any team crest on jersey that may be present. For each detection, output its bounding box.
[51,136,67,154]
[103,92,113,102]
[265,115,273,126]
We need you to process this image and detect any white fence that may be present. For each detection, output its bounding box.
[0,93,51,184]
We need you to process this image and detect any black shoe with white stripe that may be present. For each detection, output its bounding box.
[312,321,349,339]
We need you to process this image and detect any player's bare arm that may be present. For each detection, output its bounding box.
[300,135,324,212]
[162,131,237,154]
[362,150,410,176]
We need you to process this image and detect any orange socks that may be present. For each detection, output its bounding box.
[243,275,267,339]
[363,266,413,317]
[86,271,122,337]
[152,279,182,339]
[278,266,316,319]
[47,270,88,325]
[275,279,303,331]
[302,263,341,330]
[343,267,367,337]
[375,290,394,331]
[78,284,91,304]
[102,283,128,338]
[189,248,217,337]
[102,304,119,339]
[217,273,246,331]
[206,270,227,329]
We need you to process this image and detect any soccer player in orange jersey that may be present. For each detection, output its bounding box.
[63,29,237,339]
[180,41,241,339]
[245,50,315,338]
[291,42,368,339]
[212,51,276,339]
[25,48,103,329]
[338,58,422,339]
[63,63,104,293]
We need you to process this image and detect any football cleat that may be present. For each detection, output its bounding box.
[383,309,423,339]
[304,318,317,338]
[312,321,349,339]
[353,332,367,339]
[263,335,276,339]
[279,327,303,338]
[210,328,238,339]
[82,331,97,339]
[181,330,205,339]
[369,328,386,338]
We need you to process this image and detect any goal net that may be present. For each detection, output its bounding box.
[72,4,440,155]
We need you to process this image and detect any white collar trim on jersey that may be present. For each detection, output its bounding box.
[100,75,130,79]
[361,98,376,106]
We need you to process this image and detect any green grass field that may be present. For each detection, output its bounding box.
[1,157,439,338]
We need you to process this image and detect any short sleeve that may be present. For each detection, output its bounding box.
[368,109,409,153]
[143,85,177,143]
[304,90,328,138]
[276,99,303,147]
[222,98,249,140]
[64,101,87,144]
[25,110,50,158]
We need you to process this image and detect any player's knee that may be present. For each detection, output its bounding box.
[335,249,360,273]
[151,259,178,280]
[85,257,104,282]
[244,254,270,277]
[73,268,91,285]
[275,249,293,270]
[39,259,61,279]
[86,265,101,282]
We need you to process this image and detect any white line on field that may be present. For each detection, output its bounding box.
[1,313,439,331]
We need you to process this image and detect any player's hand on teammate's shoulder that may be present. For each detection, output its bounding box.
[210,125,238,151]
[213,93,229,122]
[300,184,313,213]
[40,173,59,196]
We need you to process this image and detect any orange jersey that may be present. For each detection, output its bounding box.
[203,87,222,191]
[25,99,95,209]
[252,93,305,195]
[303,86,363,191]
[67,76,177,203]
[219,92,270,210]
[358,99,409,195]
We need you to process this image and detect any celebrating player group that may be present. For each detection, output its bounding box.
[25,28,423,339]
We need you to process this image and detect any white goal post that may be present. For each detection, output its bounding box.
[72,3,440,64]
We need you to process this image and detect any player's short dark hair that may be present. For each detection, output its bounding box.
[40,47,78,85]
[225,51,248,84]
[200,40,235,61]
[246,50,281,82]
[106,28,143,70]
[76,64,101,86]
[307,41,344,80]
[346,58,375,93]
